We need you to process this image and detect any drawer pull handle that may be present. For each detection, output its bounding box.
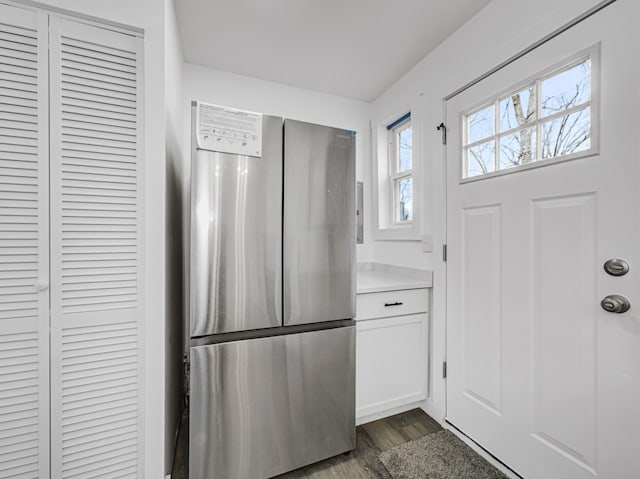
[384,302,403,307]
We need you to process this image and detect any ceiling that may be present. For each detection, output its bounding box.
[175,0,492,102]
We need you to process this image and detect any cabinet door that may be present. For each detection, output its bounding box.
[49,17,144,478]
[356,314,428,422]
[0,4,50,478]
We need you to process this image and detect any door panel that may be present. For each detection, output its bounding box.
[190,327,356,479]
[446,2,640,478]
[190,113,283,336]
[283,119,356,326]
[49,18,143,479]
[461,205,502,415]
[0,4,49,478]
[531,194,597,470]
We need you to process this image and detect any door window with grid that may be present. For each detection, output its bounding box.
[463,49,597,180]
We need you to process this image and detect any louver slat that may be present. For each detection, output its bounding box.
[0,5,48,479]
[50,18,142,479]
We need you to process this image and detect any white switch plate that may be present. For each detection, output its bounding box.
[421,234,433,252]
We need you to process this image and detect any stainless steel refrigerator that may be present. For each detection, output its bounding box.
[188,101,356,478]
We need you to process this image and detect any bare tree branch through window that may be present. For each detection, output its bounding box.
[464,57,592,179]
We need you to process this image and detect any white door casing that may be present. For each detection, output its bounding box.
[0,4,49,478]
[446,1,640,478]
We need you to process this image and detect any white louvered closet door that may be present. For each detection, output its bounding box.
[49,17,143,479]
[0,4,50,479]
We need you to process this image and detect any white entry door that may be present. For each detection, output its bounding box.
[446,2,640,478]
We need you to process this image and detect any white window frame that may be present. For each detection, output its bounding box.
[461,44,600,183]
[388,115,413,224]
[371,104,423,242]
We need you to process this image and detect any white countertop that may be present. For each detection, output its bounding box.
[357,263,432,294]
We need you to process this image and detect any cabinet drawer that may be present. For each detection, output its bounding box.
[356,288,428,320]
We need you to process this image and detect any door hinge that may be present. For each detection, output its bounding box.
[442,361,447,379]
[442,244,447,262]
[437,122,447,145]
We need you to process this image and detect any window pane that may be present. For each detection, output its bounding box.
[398,125,412,172]
[500,86,536,132]
[541,107,591,159]
[466,140,495,177]
[467,105,494,144]
[396,177,412,222]
[541,59,591,117]
[499,128,536,169]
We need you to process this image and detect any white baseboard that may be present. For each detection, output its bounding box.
[356,400,424,425]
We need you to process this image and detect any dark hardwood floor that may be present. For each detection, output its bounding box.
[172,408,442,479]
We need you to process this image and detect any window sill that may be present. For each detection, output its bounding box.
[374,225,421,241]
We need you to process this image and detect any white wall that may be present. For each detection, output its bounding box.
[164,0,184,474]
[32,1,168,477]
[370,0,605,421]
[182,63,375,262]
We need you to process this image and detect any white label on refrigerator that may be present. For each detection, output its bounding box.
[196,102,262,157]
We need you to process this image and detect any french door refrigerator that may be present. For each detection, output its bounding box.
[188,102,356,478]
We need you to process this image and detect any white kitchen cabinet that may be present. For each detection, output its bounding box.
[355,286,429,425]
